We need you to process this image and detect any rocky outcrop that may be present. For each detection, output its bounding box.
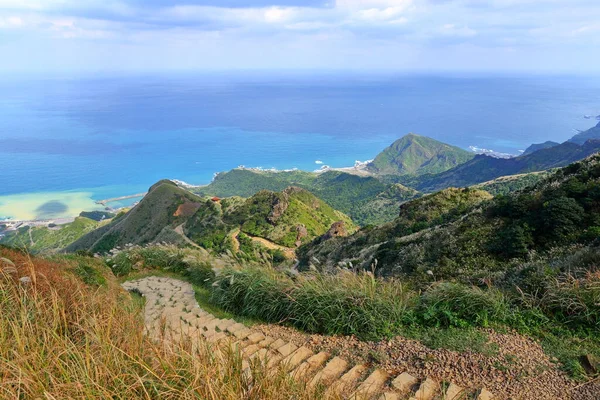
[322,221,349,241]
[267,193,289,224]
[295,225,308,247]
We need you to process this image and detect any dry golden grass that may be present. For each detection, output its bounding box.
[0,248,337,400]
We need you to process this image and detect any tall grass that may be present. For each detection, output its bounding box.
[211,268,411,340]
[0,248,334,400]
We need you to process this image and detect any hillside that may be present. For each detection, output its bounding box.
[473,171,552,196]
[67,180,202,253]
[0,247,333,400]
[569,121,600,145]
[367,133,475,176]
[523,141,559,155]
[0,216,104,253]
[410,139,600,192]
[299,187,494,272]
[196,169,419,225]
[300,153,600,282]
[68,180,356,256]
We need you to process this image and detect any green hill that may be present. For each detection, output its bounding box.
[67,180,204,253]
[569,121,600,145]
[366,133,475,176]
[410,139,600,192]
[68,180,356,255]
[522,141,559,155]
[0,217,103,254]
[299,187,493,271]
[300,153,600,281]
[196,169,419,226]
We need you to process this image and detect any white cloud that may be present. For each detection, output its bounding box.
[439,23,476,37]
[0,0,599,72]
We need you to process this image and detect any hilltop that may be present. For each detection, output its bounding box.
[408,139,600,192]
[366,133,475,176]
[67,180,356,257]
[196,169,419,226]
[569,121,600,145]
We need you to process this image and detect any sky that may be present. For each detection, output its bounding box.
[0,0,599,73]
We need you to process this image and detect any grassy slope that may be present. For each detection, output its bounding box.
[367,133,475,176]
[189,187,357,249]
[0,217,102,253]
[67,180,203,253]
[302,153,600,284]
[197,169,419,226]
[299,187,494,272]
[473,171,552,196]
[411,139,600,193]
[69,179,356,258]
[0,247,331,399]
[569,121,600,145]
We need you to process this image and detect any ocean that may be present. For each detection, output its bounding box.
[1,71,600,220]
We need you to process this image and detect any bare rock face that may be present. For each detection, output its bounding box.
[267,193,289,224]
[322,221,349,241]
[173,201,202,217]
[295,224,308,247]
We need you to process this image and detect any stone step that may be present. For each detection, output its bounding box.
[243,344,261,356]
[197,315,216,327]
[246,332,266,344]
[444,383,464,400]
[269,338,287,350]
[477,388,494,400]
[391,372,419,394]
[216,319,236,331]
[327,363,367,397]
[277,342,298,357]
[281,346,314,370]
[291,352,330,379]
[232,328,252,340]
[226,322,246,334]
[203,319,221,331]
[353,369,390,400]
[309,356,348,388]
[414,378,438,400]
[258,336,276,348]
[206,331,228,343]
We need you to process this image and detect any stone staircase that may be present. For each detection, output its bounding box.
[123,277,495,400]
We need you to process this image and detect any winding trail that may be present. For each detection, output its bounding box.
[229,229,240,253]
[174,223,204,250]
[123,276,494,400]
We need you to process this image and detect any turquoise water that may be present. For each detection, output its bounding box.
[1,72,600,219]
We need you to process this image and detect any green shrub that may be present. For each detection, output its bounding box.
[107,245,216,286]
[73,261,106,287]
[417,283,512,328]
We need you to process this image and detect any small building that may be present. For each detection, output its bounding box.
[211,197,221,203]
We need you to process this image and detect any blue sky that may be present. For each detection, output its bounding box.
[0,0,599,73]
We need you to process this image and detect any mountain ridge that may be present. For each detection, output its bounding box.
[366,133,475,176]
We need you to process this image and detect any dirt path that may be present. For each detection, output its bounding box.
[244,233,296,259]
[123,276,493,400]
[28,226,34,247]
[229,229,240,253]
[174,224,204,250]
